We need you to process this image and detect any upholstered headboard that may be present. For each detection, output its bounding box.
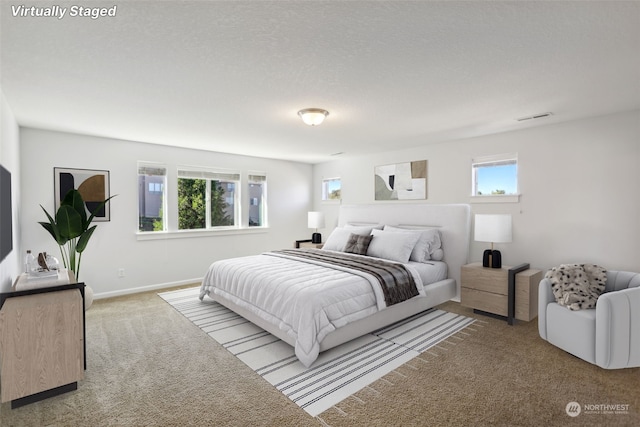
[338,203,471,299]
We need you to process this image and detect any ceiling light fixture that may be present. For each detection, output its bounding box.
[298,108,329,126]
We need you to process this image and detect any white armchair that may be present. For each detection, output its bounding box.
[538,270,640,369]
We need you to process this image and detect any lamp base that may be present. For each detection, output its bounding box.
[482,249,502,268]
[312,233,322,244]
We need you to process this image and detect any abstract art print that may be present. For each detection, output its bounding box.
[54,167,111,221]
[374,160,427,201]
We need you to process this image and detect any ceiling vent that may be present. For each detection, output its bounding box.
[516,112,554,122]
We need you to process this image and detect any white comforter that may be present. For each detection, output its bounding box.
[199,251,425,367]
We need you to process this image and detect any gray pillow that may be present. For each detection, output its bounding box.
[344,233,374,255]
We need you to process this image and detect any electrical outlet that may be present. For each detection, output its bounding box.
[118,268,125,278]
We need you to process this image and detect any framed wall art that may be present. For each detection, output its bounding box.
[374,160,427,201]
[54,167,111,221]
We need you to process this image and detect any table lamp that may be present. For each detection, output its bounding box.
[308,211,325,244]
[474,214,512,268]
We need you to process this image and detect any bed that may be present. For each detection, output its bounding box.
[200,203,470,367]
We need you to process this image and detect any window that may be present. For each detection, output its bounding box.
[148,182,163,193]
[138,162,167,232]
[472,154,518,197]
[177,167,240,230]
[322,177,342,201]
[248,173,267,227]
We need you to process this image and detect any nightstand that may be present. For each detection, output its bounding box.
[295,240,323,249]
[461,262,542,325]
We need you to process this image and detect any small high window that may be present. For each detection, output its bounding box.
[472,154,518,197]
[322,177,341,201]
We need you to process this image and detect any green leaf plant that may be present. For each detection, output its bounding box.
[39,189,115,281]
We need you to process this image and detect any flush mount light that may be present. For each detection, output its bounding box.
[298,108,329,126]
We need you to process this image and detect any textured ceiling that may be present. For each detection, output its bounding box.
[2,1,639,163]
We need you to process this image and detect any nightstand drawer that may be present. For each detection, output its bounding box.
[461,266,508,294]
[461,287,508,317]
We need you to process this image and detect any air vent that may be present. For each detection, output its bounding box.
[516,112,553,122]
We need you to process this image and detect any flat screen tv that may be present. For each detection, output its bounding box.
[0,164,13,262]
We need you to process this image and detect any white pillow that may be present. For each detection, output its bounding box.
[431,248,444,261]
[322,227,371,252]
[345,223,384,230]
[383,226,442,262]
[366,229,420,263]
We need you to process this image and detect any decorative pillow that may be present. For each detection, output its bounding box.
[366,229,420,263]
[383,226,442,262]
[322,227,371,252]
[344,233,374,255]
[545,264,607,310]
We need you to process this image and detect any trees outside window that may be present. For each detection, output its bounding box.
[177,168,239,229]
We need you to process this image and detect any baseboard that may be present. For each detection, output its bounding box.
[94,278,202,300]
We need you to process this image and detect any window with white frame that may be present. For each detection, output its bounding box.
[471,153,518,196]
[138,162,167,232]
[177,167,240,230]
[322,177,341,201]
[248,173,267,227]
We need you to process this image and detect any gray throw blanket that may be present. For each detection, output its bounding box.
[268,249,419,306]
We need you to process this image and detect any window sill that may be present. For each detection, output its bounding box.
[136,227,269,241]
[470,195,520,204]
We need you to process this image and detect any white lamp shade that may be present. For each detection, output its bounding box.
[474,214,512,243]
[308,211,325,229]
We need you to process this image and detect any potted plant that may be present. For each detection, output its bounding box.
[39,189,115,282]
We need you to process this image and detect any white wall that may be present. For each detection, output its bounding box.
[0,89,21,292]
[313,110,640,274]
[20,128,313,297]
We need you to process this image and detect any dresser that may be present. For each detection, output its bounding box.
[461,262,542,324]
[0,280,86,408]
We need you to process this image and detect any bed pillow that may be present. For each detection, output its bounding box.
[383,226,442,262]
[322,227,371,252]
[366,229,420,263]
[345,223,384,231]
[343,233,374,255]
[431,248,444,261]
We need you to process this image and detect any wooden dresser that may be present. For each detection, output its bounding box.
[461,262,542,323]
[0,282,85,408]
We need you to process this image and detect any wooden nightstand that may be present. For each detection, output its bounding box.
[461,262,542,324]
[295,240,323,249]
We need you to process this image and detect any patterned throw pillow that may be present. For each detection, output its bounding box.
[343,233,374,255]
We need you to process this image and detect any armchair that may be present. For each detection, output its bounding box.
[538,270,640,369]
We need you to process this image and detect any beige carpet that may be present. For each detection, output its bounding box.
[1,286,638,426]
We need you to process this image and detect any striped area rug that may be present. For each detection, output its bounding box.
[159,286,476,417]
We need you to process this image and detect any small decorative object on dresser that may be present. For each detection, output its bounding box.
[461,262,542,325]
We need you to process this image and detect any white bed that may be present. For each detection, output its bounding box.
[200,203,470,366]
